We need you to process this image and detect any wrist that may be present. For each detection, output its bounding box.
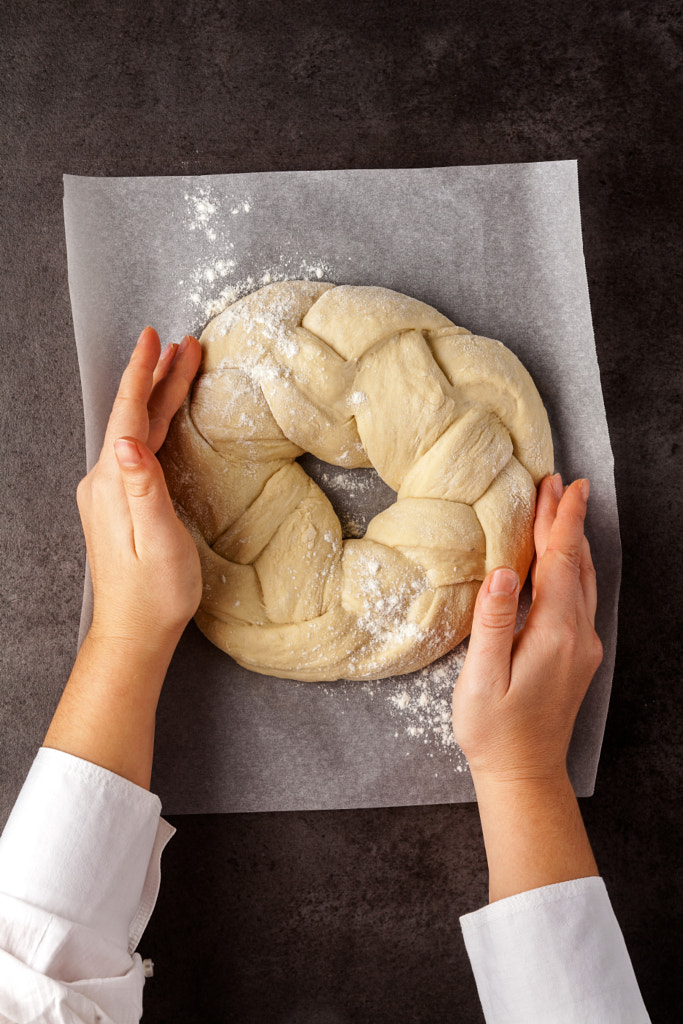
[470,764,571,802]
[471,768,598,903]
[79,629,179,697]
[44,626,179,790]
[86,614,187,662]
[471,767,577,830]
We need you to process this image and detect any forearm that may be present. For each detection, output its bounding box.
[472,770,599,903]
[43,631,178,790]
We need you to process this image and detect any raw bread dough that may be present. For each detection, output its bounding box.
[160,281,553,681]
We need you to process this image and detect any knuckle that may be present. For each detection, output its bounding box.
[125,476,155,500]
[76,470,98,507]
[546,545,582,576]
[112,393,140,418]
[560,624,602,675]
[89,468,110,500]
[477,605,516,632]
[75,476,89,504]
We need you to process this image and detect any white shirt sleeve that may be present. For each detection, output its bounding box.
[0,747,174,1024]
[460,876,651,1023]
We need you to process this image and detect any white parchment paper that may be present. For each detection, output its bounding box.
[63,162,620,812]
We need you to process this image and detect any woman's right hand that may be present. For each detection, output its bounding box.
[452,474,604,786]
[77,326,203,650]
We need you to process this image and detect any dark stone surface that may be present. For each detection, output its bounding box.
[1,0,681,1020]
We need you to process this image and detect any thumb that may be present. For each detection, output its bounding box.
[113,436,177,542]
[465,568,520,690]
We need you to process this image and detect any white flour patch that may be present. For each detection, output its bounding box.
[184,186,222,241]
[382,647,469,767]
[317,645,470,770]
[178,189,336,331]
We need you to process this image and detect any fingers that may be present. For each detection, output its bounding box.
[102,329,200,458]
[152,342,179,387]
[533,474,563,559]
[531,474,562,599]
[463,567,520,694]
[533,478,590,622]
[104,327,161,450]
[113,437,182,553]
[534,473,563,556]
[84,327,200,559]
[147,335,201,453]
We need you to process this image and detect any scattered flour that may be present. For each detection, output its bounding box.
[384,648,468,759]
[184,187,221,241]
[179,188,334,329]
[317,645,470,769]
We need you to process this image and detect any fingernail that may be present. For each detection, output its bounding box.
[551,473,563,499]
[159,343,177,364]
[114,438,142,467]
[178,335,192,355]
[489,568,519,596]
[580,478,590,501]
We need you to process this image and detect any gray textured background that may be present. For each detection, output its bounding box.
[1,1,681,1021]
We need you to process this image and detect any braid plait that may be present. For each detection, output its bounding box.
[160,281,553,681]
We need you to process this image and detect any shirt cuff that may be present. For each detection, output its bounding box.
[460,877,650,1024]
[0,747,175,956]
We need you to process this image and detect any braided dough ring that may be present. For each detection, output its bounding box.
[160,281,553,681]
